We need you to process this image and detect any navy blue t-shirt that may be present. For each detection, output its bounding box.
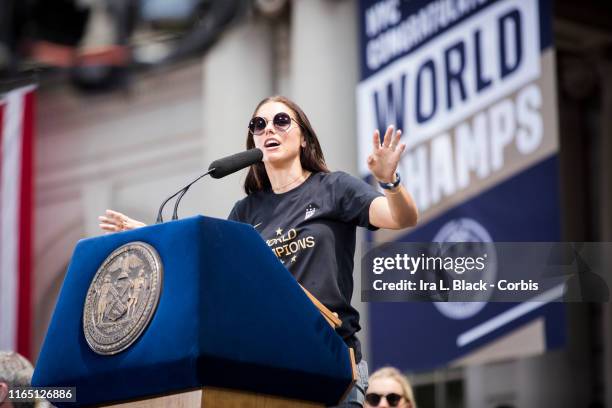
[228,171,382,362]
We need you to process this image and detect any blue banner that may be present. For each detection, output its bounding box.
[357,0,564,371]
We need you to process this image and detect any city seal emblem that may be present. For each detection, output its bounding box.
[83,242,163,355]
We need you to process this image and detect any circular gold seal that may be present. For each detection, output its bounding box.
[83,242,163,355]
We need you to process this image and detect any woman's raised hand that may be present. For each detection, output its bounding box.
[98,209,146,233]
[367,125,405,183]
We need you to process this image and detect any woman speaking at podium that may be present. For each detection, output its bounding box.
[99,96,418,407]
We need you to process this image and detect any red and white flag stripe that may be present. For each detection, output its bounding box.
[0,85,35,358]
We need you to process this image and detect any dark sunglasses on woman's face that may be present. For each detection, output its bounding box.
[248,112,298,135]
[365,392,403,407]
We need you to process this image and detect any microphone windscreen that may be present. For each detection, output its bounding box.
[208,148,263,179]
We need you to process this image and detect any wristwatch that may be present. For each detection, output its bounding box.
[378,172,401,190]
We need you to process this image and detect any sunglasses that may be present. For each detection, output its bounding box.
[248,112,299,136]
[365,392,403,407]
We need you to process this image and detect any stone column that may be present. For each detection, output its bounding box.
[289,0,368,358]
[200,19,275,218]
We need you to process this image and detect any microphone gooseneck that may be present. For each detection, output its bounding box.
[156,148,263,223]
[156,169,214,224]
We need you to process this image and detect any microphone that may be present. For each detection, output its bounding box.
[208,148,263,179]
[155,148,263,223]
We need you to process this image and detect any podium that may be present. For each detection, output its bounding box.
[33,216,356,407]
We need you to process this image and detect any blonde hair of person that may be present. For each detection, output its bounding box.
[368,366,416,408]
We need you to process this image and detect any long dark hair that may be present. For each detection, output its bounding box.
[244,96,329,194]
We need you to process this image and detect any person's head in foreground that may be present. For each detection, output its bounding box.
[0,351,35,408]
[365,366,416,408]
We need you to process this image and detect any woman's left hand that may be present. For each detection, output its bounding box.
[367,125,405,183]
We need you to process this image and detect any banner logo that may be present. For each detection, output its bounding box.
[432,218,496,319]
